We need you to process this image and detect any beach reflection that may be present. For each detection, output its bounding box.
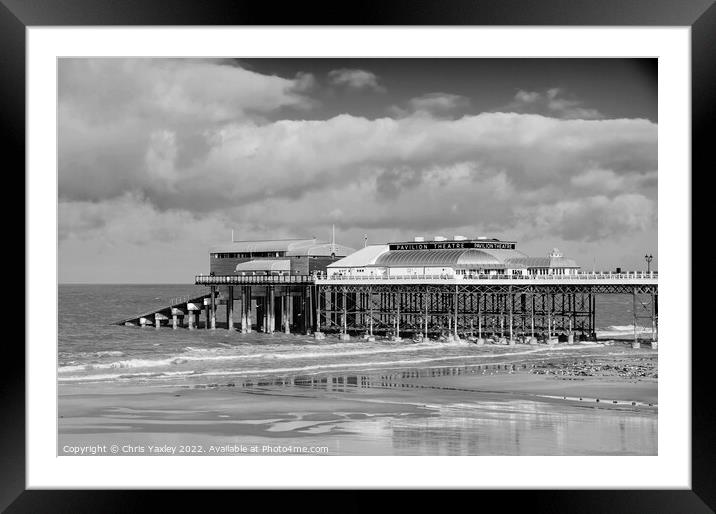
[388,399,656,455]
[227,365,657,456]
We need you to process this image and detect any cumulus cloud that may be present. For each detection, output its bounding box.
[327,68,385,92]
[58,59,657,280]
[503,87,603,119]
[58,59,316,203]
[61,103,657,238]
[522,194,655,242]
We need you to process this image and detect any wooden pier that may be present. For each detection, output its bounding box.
[116,272,657,349]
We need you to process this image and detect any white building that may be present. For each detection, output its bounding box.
[327,237,579,278]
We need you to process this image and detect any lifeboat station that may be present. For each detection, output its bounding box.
[117,234,658,348]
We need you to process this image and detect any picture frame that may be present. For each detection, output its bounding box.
[5,0,710,509]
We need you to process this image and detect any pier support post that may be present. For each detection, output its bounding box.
[227,286,234,331]
[531,291,535,338]
[478,308,482,340]
[651,291,658,349]
[210,286,216,330]
[454,285,458,340]
[632,286,640,349]
[283,293,290,334]
[424,287,428,339]
[342,287,350,339]
[394,292,401,341]
[241,288,247,333]
[188,310,195,330]
[314,286,325,339]
[262,288,267,333]
[269,286,275,334]
[246,287,252,333]
[370,286,374,337]
[172,314,178,330]
[508,285,514,344]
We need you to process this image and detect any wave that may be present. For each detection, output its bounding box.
[58,340,476,373]
[58,345,592,383]
[597,324,655,337]
[95,350,125,357]
[58,370,195,383]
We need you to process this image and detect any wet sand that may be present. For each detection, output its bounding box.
[58,343,657,456]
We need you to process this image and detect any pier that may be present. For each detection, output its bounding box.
[192,272,657,347]
[310,272,658,347]
[116,235,658,349]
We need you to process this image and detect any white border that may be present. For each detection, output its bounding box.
[28,27,690,489]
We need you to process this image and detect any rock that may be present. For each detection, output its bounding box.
[339,333,351,341]
[314,332,326,340]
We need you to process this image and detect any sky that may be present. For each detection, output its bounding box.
[58,58,658,283]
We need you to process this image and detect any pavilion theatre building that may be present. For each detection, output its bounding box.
[326,236,579,278]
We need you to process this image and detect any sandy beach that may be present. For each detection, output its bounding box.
[59,342,657,456]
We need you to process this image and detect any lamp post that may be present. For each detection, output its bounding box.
[644,254,653,273]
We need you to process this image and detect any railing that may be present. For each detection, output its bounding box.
[195,271,658,285]
[195,274,315,285]
[319,271,658,281]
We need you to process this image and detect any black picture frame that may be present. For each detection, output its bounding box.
[4,0,711,510]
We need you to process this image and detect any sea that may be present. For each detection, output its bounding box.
[58,284,655,387]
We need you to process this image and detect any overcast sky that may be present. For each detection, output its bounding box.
[58,58,657,283]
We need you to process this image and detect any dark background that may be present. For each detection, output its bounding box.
[3,0,712,511]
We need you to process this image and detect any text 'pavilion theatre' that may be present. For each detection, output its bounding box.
[327,236,579,278]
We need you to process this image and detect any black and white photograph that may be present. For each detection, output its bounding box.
[57,57,660,457]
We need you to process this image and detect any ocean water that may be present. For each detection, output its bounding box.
[58,285,654,386]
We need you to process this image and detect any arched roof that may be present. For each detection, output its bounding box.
[375,249,511,268]
[235,260,291,272]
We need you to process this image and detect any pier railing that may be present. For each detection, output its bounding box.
[319,271,658,282]
[195,271,657,285]
[195,274,314,285]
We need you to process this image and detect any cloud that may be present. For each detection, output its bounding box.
[58,59,316,203]
[59,192,227,246]
[522,194,656,242]
[59,59,314,124]
[60,101,657,240]
[327,68,385,92]
[503,87,603,119]
[58,59,657,279]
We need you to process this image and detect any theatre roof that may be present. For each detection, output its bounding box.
[326,245,390,268]
[234,260,291,272]
[373,248,531,268]
[211,238,355,257]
